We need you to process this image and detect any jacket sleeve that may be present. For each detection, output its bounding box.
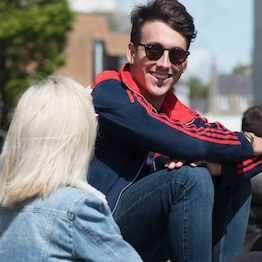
[189,111,262,179]
[91,78,255,163]
[220,155,262,186]
[73,196,143,262]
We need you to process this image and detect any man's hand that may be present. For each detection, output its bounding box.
[164,159,187,169]
[165,159,222,177]
[250,133,262,155]
[190,160,222,177]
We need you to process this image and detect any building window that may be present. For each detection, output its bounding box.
[220,95,229,111]
[93,41,104,78]
[239,95,249,111]
[118,57,127,69]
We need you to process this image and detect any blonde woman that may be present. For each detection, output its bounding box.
[0,76,143,261]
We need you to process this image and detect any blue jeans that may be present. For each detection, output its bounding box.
[112,166,251,262]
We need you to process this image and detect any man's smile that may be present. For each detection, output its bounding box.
[150,72,172,80]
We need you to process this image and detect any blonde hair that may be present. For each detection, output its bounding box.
[0,76,104,208]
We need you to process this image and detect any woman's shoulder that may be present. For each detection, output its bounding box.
[50,186,104,207]
[49,187,111,225]
[28,186,106,216]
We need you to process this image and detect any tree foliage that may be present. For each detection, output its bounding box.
[0,0,75,130]
[188,76,209,98]
[232,64,252,74]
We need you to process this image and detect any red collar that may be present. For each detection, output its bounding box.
[120,64,195,124]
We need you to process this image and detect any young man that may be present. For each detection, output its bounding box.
[88,0,262,261]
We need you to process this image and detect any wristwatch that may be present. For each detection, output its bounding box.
[241,131,254,146]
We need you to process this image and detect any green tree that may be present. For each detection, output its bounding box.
[188,77,209,98]
[0,0,75,130]
[232,64,252,74]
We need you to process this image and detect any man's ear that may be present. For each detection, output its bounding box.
[182,58,188,73]
[127,42,136,64]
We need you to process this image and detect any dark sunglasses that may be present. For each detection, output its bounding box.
[136,42,190,65]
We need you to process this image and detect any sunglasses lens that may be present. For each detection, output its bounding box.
[145,44,163,61]
[169,48,188,65]
[140,43,189,65]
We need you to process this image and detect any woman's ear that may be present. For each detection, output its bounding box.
[127,42,136,64]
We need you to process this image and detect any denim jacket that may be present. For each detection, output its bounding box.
[0,186,143,261]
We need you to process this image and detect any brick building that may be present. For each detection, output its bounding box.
[56,13,129,87]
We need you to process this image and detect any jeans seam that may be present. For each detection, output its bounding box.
[181,190,189,262]
[218,193,233,262]
[114,180,187,221]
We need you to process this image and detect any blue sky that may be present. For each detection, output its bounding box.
[117,0,254,83]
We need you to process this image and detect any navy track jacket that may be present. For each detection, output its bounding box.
[88,63,262,210]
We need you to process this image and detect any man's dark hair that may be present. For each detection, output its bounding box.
[130,0,197,49]
[242,105,262,137]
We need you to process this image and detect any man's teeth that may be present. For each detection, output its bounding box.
[153,73,169,80]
